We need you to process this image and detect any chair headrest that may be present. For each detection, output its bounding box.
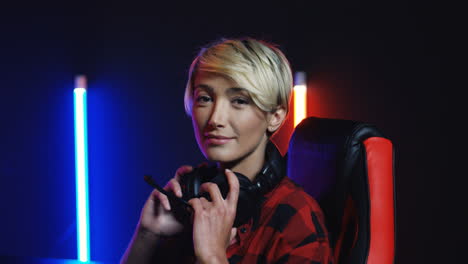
[287,116,387,201]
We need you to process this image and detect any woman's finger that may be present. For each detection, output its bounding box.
[188,198,203,214]
[229,227,238,246]
[154,189,171,211]
[162,165,192,198]
[164,178,183,197]
[197,197,206,210]
[143,189,169,212]
[175,165,193,181]
[199,182,223,206]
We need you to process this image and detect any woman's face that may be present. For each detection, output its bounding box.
[191,72,271,170]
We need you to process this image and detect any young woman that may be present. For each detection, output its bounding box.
[121,38,334,264]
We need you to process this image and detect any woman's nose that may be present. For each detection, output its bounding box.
[208,101,227,128]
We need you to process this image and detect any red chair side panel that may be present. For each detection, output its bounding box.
[363,137,395,264]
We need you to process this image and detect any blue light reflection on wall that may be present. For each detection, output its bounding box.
[84,69,202,262]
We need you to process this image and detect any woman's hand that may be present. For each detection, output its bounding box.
[121,165,194,264]
[138,165,193,237]
[189,169,240,263]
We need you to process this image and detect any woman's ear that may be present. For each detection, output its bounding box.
[267,107,287,133]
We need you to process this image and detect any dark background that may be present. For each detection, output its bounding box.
[0,1,458,263]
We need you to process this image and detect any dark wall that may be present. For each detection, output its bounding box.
[0,2,455,263]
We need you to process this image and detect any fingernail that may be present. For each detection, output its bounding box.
[225,169,232,173]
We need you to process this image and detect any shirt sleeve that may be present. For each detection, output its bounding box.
[271,203,334,264]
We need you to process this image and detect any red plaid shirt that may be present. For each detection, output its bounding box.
[153,177,334,263]
[226,176,334,264]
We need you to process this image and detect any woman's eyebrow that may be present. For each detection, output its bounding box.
[226,87,248,95]
[194,84,213,92]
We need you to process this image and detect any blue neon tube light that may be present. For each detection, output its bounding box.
[73,75,90,262]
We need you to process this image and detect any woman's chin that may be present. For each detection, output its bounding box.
[203,149,238,164]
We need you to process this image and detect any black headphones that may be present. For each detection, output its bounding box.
[177,140,286,227]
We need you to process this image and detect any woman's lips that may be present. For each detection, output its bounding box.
[205,137,233,145]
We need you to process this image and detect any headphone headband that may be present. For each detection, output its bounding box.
[253,140,286,195]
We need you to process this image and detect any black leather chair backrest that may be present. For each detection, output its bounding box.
[287,116,395,264]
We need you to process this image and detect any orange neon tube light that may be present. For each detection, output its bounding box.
[293,71,307,127]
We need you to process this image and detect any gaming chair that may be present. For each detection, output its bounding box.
[287,116,395,264]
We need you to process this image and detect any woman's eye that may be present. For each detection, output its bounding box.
[196,95,212,103]
[232,97,249,105]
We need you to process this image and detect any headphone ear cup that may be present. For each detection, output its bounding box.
[206,171,230,199]
[180,166,217,200]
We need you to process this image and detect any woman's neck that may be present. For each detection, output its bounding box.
[218,139,268,181]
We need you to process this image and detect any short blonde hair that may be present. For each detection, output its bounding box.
[184,38,293,116]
